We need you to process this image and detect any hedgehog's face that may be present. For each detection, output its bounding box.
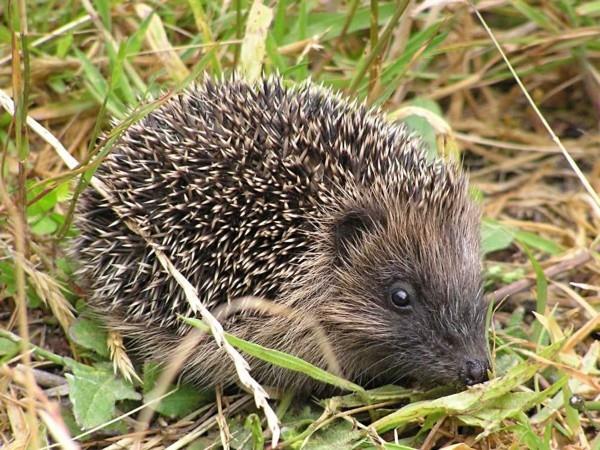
[327,201,490,389]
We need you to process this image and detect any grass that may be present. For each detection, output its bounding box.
[1,0,600,448]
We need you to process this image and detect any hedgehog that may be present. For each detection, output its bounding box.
[72,76,490,394]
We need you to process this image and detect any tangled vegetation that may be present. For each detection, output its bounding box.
[1,0,599,448]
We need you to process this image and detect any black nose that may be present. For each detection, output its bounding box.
[462,359,489,386]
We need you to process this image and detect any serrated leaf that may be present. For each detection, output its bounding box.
[66,362,140,429]
[69,317,109,357]
[457,377,566,438]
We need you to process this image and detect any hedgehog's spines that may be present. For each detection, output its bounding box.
[72,75,485,391]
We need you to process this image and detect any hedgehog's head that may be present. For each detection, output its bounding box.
[320,173,489,389]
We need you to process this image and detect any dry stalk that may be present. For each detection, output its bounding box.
[164,396,252,450]
[215,384,232,450]
[107,329,141,384]
[21,256,74,332]
[2,365,79,450]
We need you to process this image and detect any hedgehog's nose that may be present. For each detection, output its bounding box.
[462,359,489,386]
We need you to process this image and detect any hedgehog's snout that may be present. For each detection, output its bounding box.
[460,358,489,386]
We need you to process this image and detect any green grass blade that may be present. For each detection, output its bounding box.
[182,316,365,393]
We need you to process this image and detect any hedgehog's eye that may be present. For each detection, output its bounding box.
[389,282,414,310]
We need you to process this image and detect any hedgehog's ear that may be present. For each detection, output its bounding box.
[333,208,384,263]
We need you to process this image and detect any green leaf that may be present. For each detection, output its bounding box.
[576,1,600,16]
[375,22,446,105]
[110,41,136,106]
[0,24,10,44]
[281,404,322,441]
[503,307,529,340]
[284,4,396,44]
[327,384,419,409]
[265,32,287,74]
[483,219,562,255]
[26,184,58,216]
[514,230,563,255]
[481,219,515,255]
[55,32,73,58]
[511,0,559,31]
[143,362,212,419]
[272,0,289,43]
[511,415,551,450]
[0,261,15,296]
[244,413,265,450]
[523,247,548,344]
[183,316,365,394]
[125,12,153,57]
[75,49,127,118]
[228,415,256,450]
[0,337,19,358]
[29,215,58,236]
[66,361,140,430]
[458,377,566,439]
[372,342,563,433]
[301,420,362,449]
[402,97,443,158]
[60,405,86,442]
[93,0,112,31]
[382,444,418,450]
[69,317,109,357]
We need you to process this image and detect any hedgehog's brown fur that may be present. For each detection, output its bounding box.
[72,76,489,393]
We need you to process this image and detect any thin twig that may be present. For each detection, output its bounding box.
[4,3,40,444]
